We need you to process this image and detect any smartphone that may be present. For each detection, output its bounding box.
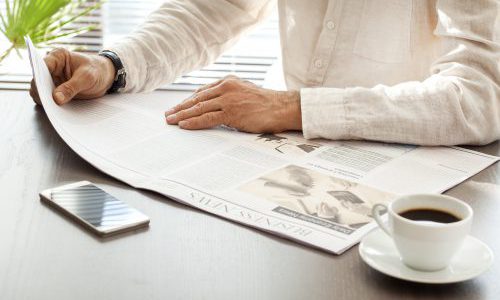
[40,181,150,237]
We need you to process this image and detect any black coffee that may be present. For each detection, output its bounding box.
[399,208,461,223]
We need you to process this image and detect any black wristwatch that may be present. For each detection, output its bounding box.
[98,50,126,93]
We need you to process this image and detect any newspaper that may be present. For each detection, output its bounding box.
[26,37,499,254]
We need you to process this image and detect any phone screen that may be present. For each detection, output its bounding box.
[46,183,149,235]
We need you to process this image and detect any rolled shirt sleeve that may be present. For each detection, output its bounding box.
[107,0,274,93]
[301,0,500,146]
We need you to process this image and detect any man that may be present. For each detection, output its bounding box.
[30,0,500,146]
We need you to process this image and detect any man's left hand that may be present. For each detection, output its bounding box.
[165,75,302,133]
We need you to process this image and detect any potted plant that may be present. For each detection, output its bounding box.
[0,0,101,64]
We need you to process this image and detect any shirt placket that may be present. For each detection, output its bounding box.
[306,0,344,86]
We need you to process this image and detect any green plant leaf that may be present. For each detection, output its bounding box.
[1,0,102,58]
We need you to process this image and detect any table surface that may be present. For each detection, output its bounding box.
[1,90,499,300]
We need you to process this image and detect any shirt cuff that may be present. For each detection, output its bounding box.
[300,87,351,140]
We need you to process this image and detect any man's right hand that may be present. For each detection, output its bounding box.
[29,48,116,105]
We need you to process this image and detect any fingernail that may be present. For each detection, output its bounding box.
[166,114,176,122]
[165,108,174,115]
[55,92,65,103]
[179,121,187,128]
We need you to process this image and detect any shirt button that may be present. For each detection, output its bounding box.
[326,20,335,30]
[314,59,323,68]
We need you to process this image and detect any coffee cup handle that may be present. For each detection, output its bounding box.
[372,203,391,236]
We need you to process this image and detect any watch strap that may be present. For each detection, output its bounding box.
[98,50,126,93]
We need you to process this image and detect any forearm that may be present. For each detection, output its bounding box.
[301,72,500,146]
[107,0,273,93]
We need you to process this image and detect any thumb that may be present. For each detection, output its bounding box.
[53,75,86,105]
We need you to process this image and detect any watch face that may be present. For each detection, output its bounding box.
[116,68,127,91]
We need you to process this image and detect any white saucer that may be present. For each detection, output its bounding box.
[359,228,494,284]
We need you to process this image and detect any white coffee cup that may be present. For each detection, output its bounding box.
[372,194,473,271]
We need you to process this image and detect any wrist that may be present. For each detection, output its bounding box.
[277,90,302,131]
[97,55,116,92]
[98,50,126,93]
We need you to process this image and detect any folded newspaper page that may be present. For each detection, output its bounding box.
[26,37,499,254]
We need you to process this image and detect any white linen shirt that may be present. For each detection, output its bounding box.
[108,0,500,146]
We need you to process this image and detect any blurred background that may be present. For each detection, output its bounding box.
[0,0,281,92]
[2,1,497,93]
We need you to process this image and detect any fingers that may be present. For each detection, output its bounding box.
[52,68,93,105]
[32,49,68,105]
[178,111,226,130]
[43,48,89,105]
[164,75,245,130]
[165,75,243,116]
[194,79,223,93]
[165,86,221,116]
[44,48,70,78]
[166,98,221,124]
[193,75,237,93]
[29,79,42,106]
